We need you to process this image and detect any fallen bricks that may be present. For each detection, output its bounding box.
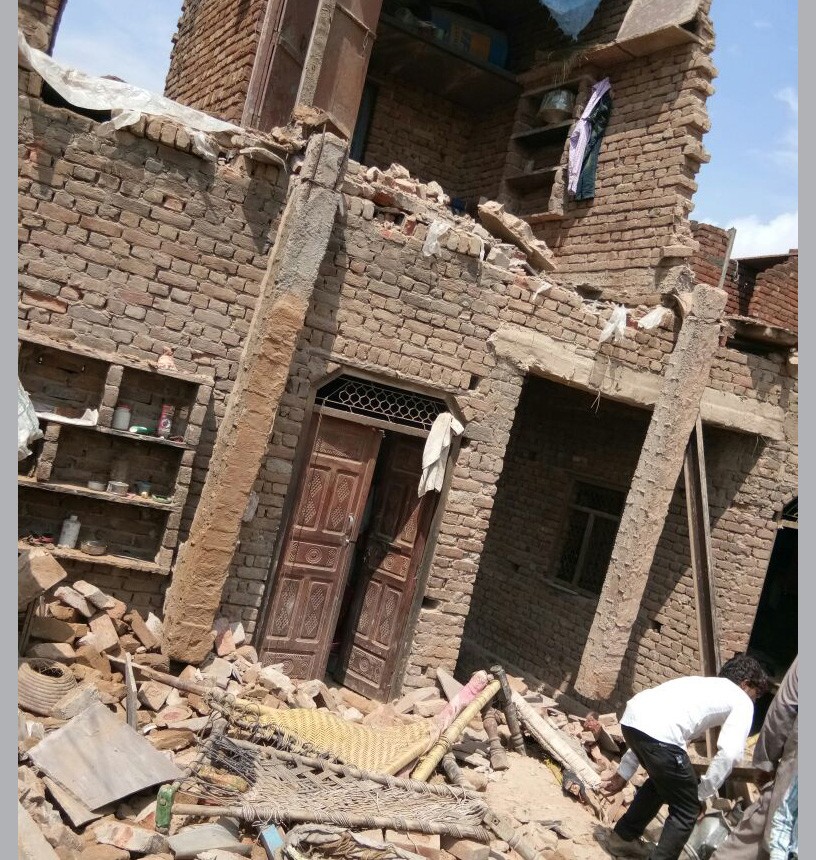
[15,580,687,859]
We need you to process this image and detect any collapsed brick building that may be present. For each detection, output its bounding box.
[18,0,797,709]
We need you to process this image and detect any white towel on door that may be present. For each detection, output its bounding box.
[418,412,464,497]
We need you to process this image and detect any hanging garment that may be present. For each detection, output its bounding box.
[575,90,613,201]
[538,0,603,40]
[418,412,464,497]
[567,78,612,194]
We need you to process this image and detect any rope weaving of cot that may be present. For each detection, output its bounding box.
[209,693,438,776]
[177,733,491,840]
[282,824,436,860]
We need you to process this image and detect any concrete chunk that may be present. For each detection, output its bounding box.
[87,613,120,652]
[168,820,249,858]
[54,585,94,618]
[73,580,116,610]
[137,681,171,711]
[27,641,76,661]
[51,684,100,720]
[93,820,170,855]
[29,615,77,643]
[129,610,160,650]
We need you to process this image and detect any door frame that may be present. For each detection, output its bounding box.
[254,366,464,696]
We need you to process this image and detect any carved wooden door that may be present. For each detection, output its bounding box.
[260,414,381,679]
[337,435,436,701]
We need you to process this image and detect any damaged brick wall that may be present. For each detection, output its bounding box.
[463,377,651,693]
[535,31,716,297]
[18,95,286,613]
[360,77,515,210]
[461,335,796,699]
[18,0,65,53]
[163,0,266,124]
[691,221,798,331]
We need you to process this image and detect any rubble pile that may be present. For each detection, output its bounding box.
[19,582,630,860]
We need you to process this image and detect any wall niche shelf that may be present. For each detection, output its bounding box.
[18,331,213,576]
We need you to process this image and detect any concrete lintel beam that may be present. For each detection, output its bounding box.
[488,327,785,441]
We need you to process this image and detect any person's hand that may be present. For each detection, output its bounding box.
[601,773,627,796]
[698,798,713,820]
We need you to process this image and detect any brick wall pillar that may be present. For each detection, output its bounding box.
[162,132,348,663]
[573,283,727,702]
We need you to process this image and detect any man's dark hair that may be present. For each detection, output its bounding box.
[718,653,769,695]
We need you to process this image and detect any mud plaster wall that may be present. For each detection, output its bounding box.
[18,95,286,614]
[459,352,797,701]
[164,0,266,125]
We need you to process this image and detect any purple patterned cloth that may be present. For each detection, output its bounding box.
[567,77,612,194]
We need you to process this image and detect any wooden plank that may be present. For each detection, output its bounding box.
[18,542,165,576]
[18,475,179,512]
[28,701,182,810]
[18,547,67,610]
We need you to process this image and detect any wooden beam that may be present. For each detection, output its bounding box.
[683,416,721,757]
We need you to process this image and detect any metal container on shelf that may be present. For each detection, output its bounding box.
[57,514,81,549]
[536,88,575,125]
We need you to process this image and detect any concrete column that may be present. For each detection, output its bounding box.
[162,132,348,663]
[573,283,727,702]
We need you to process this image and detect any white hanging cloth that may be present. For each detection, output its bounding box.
[418,412,464,497]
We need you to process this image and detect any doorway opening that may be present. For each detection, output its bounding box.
[259,375,450,701]
[747,498,797,684]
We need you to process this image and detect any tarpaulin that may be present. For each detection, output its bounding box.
[538,0,603,40]
[18,29,240,158]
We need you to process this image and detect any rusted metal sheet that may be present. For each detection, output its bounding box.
[306,0,383,138]
[243,0,321,131]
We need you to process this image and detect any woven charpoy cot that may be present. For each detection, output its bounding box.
[172,734,491,840]
[210,696,438,776]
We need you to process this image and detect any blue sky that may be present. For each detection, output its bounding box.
[50,0,797,256]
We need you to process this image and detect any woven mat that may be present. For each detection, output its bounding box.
[213,697,436,775]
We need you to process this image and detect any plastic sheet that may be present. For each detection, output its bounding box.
[599,304,628,344]
[637,306,672,330]
[537,0,603,40]
[18,30,240,143]
[18,380,43,461]
[422,220,451,258]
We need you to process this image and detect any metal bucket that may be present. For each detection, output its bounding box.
[683,812,733,860]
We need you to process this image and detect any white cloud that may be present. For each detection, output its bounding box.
[753,19,772,29]
[776,87,798,116]
[723,212,798,257]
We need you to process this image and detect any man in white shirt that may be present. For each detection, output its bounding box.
[601,654,769,860]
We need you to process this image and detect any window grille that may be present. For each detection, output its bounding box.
[780,497,798,529]
[555,481,626,595]
[315,375,447,431]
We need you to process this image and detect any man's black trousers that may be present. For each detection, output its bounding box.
[614,726,701,860]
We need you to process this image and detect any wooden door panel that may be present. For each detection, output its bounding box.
[244,0,321,130]
[338,435,437,700]
[261,415,381,679]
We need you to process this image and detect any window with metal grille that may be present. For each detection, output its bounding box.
[315,375,447,431]
[555,481,626,595]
